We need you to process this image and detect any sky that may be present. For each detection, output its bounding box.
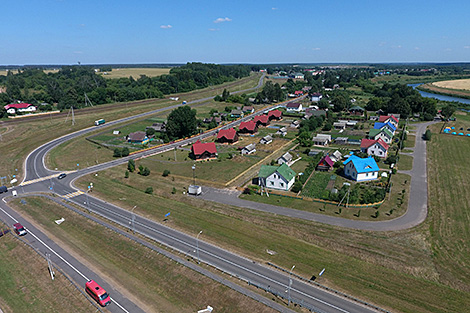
[1,0,469,65]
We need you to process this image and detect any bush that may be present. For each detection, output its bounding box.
[121,147,130,157]
[145,187,153,194]
[171,187,176,194]
[139,165,151,176]
[162,169,171,177]
[128,159,135,172]
[125,170,129,178]
[291,180,303,193]
[113,148,122,157]
[424,129,432,141]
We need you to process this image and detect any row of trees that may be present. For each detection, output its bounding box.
[0,63,251,110]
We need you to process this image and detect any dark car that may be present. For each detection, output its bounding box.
[0,186,7,193]
[58,173,67,179]
[13,223,27,236]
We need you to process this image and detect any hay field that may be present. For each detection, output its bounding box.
[98,68,171,79]
[432,79,470,91]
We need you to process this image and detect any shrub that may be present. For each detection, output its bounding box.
[424,129,432,141]
[145,187,153,194]
[113,148,122,157]
[127,159,135,172]
[291,180,303,193]
[125,170,129,178]
[163,169,171,177]
[171,187,176,194]
[121,147,130,157]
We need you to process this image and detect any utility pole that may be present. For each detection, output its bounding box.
[196,230,203,264]
[288,265,295,306]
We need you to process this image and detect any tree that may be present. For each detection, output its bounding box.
[113,148,122,157]
[296,131,312,147]
[121,147,130,157]
[291,180,303,193]
[125,170,129,178]
[166,105,198,140]
[424,129,432,141]
[317,98,329,110]
[146,128,155,137]
[162,169,170,177]
[128,159,135,172]
[145,187,153,194]
[441,104,456,119]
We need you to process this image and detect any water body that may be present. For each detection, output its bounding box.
[408,83,470,105]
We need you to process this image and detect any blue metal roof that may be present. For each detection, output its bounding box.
[373,121,396,132]
[343,155,380,173]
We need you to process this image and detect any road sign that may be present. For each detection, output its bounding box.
[319,268,326,276]
[165,212,171,217]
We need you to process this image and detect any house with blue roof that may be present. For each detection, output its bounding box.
[343,155,379,182]
[373,121,396,135]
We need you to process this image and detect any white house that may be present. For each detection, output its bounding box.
[360,138,389,158]
[241,143,256,155]
[277,152,293,165]
[286,102,303,113]
[260,135,273,145]
[311,93,322,102]
[312,134,331,146]
[368,128,393,144]
[4,103,37,114]
[258,163,297,191]
[343,155,379,182]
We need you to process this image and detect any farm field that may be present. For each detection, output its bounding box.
[98,67,172,79]
[73,158,468,312]
[432,79,470,91]
[8,197,276,313]
[0,231,95,312]
[418,82,470,98]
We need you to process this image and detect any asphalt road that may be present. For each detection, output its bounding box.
[1,75,399,312]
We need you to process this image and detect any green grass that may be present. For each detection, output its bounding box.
[8,197,276,313]
[398,153,413,171]
[74,165,469,312]
[405,134,416,148]
[0,232,94,312]
[301,172,332,198]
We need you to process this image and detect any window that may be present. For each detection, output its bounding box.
[366,173,369,176]
[270,181,274,186]
[280,182,284,187]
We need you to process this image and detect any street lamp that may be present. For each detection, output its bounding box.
[191,164,196,186]
[288,265,295,306]
[196,230,203,264]
[130,205,137,234]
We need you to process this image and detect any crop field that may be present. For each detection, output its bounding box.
[98,67,172,79]
[433,79,470,91]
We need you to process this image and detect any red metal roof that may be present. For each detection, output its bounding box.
[268,110,282,118]
[378,115,399,123]
[4,103,35,110]
[361,138,389,150]
[191,140,217,155]
[217,128,237,141]
[254,115,269,124]
[319,155,335,167]
[239,120,257,132]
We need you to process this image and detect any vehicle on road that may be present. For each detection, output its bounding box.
[94,119,105,126]
[85,280,111,307]
[0,186,7,193]
[182,101,187,104]
[57,173,67,180]
[13,223,27,236]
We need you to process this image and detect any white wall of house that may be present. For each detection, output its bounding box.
[18,106,37,113]
[265,172,294,191]
[344,162,378,182]
[364,143,388,158]
[374,132,392,144]
[6,108,16,114]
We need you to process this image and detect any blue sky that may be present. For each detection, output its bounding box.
[1,0,469,64]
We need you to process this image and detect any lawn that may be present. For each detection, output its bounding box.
[398,153,413,171]
[73,164,469,313]
[301,172,332,198]
[8,197,276,313]
[0,232,95,312]
[404,134,416,148]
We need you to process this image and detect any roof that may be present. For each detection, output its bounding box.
[268,109,282,118]
[279,152,293,161]
[369,128,393,138]
[311,92,322,97]
[294,90,303,95]
[334,122,346,126]
[343,155,380,173]
[4,103,35,110]
[361,138,389,150]
[243,143,256,152]
[217,128,237,141]
[230,109,243,115]
[373,122,396,131]
[128,131,147,142]
[261,135,273,142]
[349,105,365,111]
[192,140,217,155]
[242,106,254,112]
[379,115,399,123]
[286,102,301,108]
[254,115,269,124]
[319,155,335,167]
[239,120,257,131]
[259,163,296,182]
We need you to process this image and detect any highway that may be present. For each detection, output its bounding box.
[2,74,385,313]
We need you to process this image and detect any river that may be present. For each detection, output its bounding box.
[408,83,470,105]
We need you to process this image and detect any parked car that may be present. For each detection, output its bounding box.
[13,223,27,236]
[57,173,67,179]
[0,186,7,193]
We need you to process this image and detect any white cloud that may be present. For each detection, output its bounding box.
[414,47,420,50]
[160,25,172,29]
[208,28,219,31]
[445,48,452,51]
[214,17,232,23]
[312,48,321,51]
[79,24,85,27]
[464,46,470,49]
[272,7,278,10]
[73,51,83,54]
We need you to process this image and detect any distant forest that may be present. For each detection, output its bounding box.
[0,63,251,110]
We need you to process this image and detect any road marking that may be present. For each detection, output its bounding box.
[21,172,74,186]
[62,190,84,199]
[110,297,130,313]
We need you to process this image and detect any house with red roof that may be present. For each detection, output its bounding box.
[4,103,37,115]
[378,115,399,128]
[253,114,270,126]
[294,90,304,96]
[360,138,389,158]
[316,155,335,171]
[267,109,282,121]
[216,128,238,144]
[191,140,218,160]
[238,120,258,134]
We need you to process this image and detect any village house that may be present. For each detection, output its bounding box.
[260,135,273,145]
[238,121,258,134]
[242,106,255,114]
[316,155,335,171]
[4,103,37,114]
[191,140,218,160]
[230,109,244,118]
[333,121,347,130]
[277,152,293,165]
[276,127,287,137]
[146,122,167,133]
[360,138,389,158]
[329,150,343,162]
[311,92,322,102]
[373,121,397,135]
[216,128,238,144]
[368,128,393,144]
[258,163,297,191]
[286,102,303,113]
[253,114,270,127]
[349,105,365,116]
[127,131,149,145]
[304,109,327,120]
[334,137,349,145]
[293,73,305,79]
[267,109,282,121]
[290,120,300,128]
[241,143,256,155]
[312,134,331,146]
[343,155,379,182]
[378,115,399,128]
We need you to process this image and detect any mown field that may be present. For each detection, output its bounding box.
[433,79,470,91]
[0,230,95,312]
[98,68,171,79]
